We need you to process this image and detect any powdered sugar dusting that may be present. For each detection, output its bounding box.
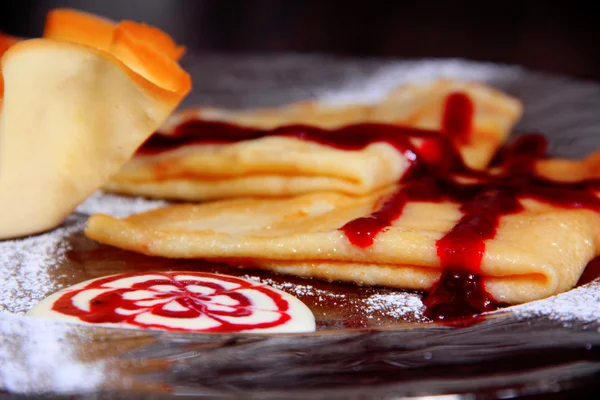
[243,274,427,323]
[0,191,167,315]
[0,313,105,394]
[501,281,600,322]
[77,191,167,218]
[364,293,425,319]
[316,59,523,105]
[0,215,84,315]
[243,275,348,300]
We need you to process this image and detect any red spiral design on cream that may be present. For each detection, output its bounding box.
[51,272,296,332]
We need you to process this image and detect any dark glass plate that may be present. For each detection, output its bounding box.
[1,55,600,399]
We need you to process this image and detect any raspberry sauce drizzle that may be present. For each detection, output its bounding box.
[138,92,600,321]
[442,92,474,143]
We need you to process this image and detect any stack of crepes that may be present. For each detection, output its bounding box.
[0,9,190,239]
[85,61,600,306]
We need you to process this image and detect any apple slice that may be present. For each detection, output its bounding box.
[0,9,191,239]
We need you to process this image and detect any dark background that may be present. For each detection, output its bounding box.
[0,0,599,81]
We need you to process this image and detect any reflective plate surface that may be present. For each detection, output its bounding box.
[1,54,600,399]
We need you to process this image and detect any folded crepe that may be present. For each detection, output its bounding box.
[86,142,600,305]
[85,189,600,305]
[103,80,522,201]
[0,9,191,239]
